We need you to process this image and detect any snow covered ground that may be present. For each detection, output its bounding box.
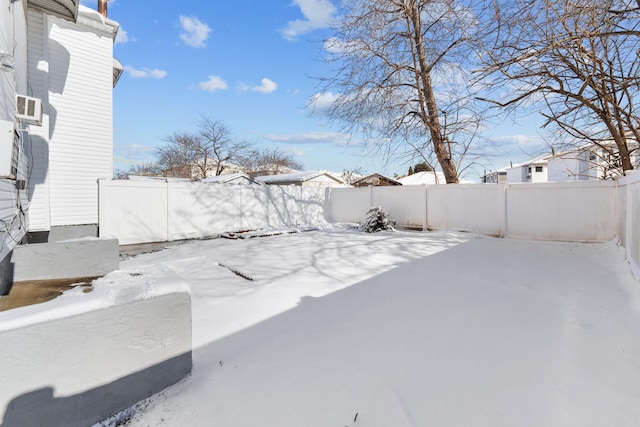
[114,227,640,426]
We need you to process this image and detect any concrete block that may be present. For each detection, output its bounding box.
[11,238,119,282]
[0,291,192,427]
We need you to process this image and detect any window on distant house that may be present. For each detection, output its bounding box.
[535,166,543,173]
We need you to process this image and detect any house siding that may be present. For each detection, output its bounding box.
[47,15,113,226]
[1,1,29,264]
[26,9,51,231]
[26,10,115,230]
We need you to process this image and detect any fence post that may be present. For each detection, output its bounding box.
[423,185,428,231]
[626,178,632,261]
[502,183,508,238]
[97,179,107,238]
[166,180,172,242]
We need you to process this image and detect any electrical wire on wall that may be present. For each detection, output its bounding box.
[0,1,29,253]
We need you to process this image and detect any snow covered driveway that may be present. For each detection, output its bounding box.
[121,228,640,426]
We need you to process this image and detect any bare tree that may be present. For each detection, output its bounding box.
[317,0,492,183]
[158,117,251,179]
[481,0,640,176]
[197,117,251,176]
[237,147,304,176]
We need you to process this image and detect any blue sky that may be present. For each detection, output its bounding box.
[90,0,547,180]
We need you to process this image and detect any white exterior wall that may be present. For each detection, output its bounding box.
[507,165,526,183]
[47,13,114,226]
[546,152,598,182]
[0,1,29,265]
[26,9,51,231]
[26,8,116,231]
[529,164,548,183]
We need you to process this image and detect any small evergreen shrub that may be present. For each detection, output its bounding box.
[359,207,395,232]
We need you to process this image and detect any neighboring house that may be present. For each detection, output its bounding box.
[491,142,640,184]
[481,168,508,184]
[0,0,120,285]
[127,175,190,183]
[200,173,261,185]
[506,156,549,183]
[255,170,346,187]
[164,160,244,180]
[352,173,402,187]
[398,171,475,185]
[249,163,299,177]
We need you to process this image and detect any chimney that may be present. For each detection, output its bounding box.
[98,0,107,17]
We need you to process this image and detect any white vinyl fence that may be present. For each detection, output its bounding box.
[328,180,618,242]
[618,172,640,277]
[99,180,327,245]
[99,174,640,276]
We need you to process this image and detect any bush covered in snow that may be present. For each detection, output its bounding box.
[359,207,395,233]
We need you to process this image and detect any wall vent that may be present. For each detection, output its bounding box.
[16,94,43,126]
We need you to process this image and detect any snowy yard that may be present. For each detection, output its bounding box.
[112,227,640,426]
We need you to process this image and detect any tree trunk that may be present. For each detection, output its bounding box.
[407,0,459,183]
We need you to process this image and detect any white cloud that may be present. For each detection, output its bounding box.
[264,131,344,145]
[124,65,167,79]
[115,27,129,44]
[114,143,157,162]
[281,0,338,41]
[284,146,305,157]
[245,78,278,94]
[179,15,211,48]
[198,75,229,92]
[256,78,278,94]
[308,92,339,114]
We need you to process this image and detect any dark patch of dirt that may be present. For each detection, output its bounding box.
[0,277,97,312]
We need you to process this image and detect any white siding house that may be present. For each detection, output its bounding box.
[26,5,118,236]
[1,0,30,285]
[499,144,640,184]
[1,0,119,288]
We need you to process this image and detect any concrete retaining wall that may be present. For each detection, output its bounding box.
[0,283,192,427]
[10,238,119,282]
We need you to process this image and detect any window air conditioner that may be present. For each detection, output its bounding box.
[16,94,43,126]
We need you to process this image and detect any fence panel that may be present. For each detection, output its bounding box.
[372,185,426,229]
[326,187,372,223]
[622,172,640,275]
[99,180,168,245]
[100,178,628,247]
[168,182,242,241]
[506,181,617,241]
[289,187,327,226]
[427,184,505,236]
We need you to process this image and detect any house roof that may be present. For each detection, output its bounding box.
[352,173,402,186]
[127,175,190,182]
[28,0,79,22]
[398,171,475,185]
[255,170,344,184]
[200,173,261,185]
